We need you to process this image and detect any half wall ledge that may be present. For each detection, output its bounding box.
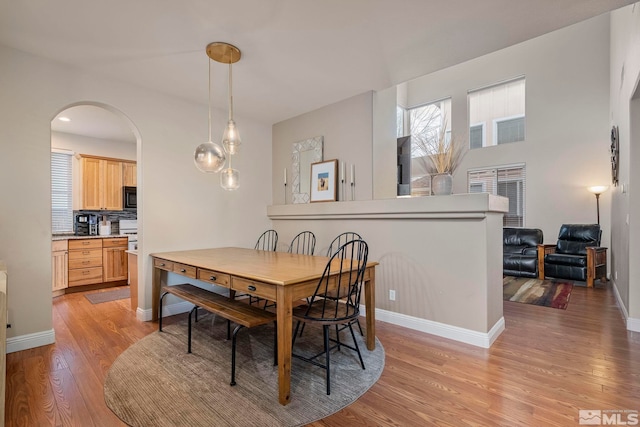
[267,193,509,348]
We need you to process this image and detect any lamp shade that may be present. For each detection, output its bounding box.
[220,167,240,191]
[194,141,226,173]
[222,119,241,154]
[587,185,609,195]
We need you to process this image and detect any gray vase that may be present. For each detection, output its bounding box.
[431,173,453,195]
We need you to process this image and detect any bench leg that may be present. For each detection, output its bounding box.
[158,291,169,332]
[188,306,197,354]
[231,324,245,386]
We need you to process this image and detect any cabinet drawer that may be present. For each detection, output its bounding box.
[103,238,128,248]
[154,259,173,271]
[68,267,103,286]
[172,262,196,278]
[69,248,103,260]
[232,277,276,301]
[52,240,68,251]
[69,257,103,269]
[69,239,102,250]
[197,268,231,288]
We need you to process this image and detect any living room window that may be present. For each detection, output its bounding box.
[51,149,73,233]
[468,164,526,227]
[468,77,525,149]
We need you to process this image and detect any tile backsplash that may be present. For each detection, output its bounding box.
[74,210,136,234]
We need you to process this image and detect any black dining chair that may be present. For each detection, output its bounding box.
[291,239,369,395]
[255,229,278,251]
[288,231,316,255]
[326,232,362,257]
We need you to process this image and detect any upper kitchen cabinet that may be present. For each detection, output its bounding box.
[122,161,137,187]
[79,155,123,210]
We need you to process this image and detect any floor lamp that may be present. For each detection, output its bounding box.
[587,186,609,225]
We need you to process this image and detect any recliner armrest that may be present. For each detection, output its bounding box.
[537,244,556,279]
[586,246,608,287]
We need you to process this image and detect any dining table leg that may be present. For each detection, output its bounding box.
[151,267,162,321]
[276,286,293,405]
[364,267,376,351]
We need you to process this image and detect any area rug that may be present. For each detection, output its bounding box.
[104,314,385,427]
[84,287,130,304]
[503,276,573,309]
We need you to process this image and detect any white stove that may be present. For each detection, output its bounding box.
[119,219,138,251]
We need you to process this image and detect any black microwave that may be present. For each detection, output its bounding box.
[123,186,137,210]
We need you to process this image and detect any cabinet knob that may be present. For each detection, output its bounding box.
[180,269,186,273]
[209,276,216,281]
[247,285,256,292]
[159,263,165,267]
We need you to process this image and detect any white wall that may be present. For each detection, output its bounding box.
[374,14,612,250]
[609,3,640,330]
[272,92,373,204]
[0,44,272,349]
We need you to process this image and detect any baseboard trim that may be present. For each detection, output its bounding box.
[367,305,505,348]
[6,329,55,353]
[628,317,640,333]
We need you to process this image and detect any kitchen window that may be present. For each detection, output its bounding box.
[51,149,73,233]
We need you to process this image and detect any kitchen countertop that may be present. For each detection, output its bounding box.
[52,234,131,241]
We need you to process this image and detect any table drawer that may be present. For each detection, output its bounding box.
[172,262,196,278]
[197,268,231,288]
[232,277,276,301]
[68,267,103,286]
[68,248,103,260]
[69,239,102,250]
[69,257,103,269]
[154,259,174,271]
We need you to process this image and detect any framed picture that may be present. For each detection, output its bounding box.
[310,159,338,202]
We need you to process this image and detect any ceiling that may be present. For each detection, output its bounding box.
[1,0,634,142]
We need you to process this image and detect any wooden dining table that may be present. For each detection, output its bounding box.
[149,247,378,405]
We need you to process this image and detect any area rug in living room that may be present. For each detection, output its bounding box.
[503,276,573,309]
[104,314,385,427]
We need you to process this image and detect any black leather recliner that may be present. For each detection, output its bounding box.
[540,224,607,287]
[503,227,543,278]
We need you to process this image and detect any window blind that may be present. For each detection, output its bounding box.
[51,151,73,233]
[468,165,525,227]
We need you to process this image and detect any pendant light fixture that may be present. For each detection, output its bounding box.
[194,49,226,173]
[194,42,243,191]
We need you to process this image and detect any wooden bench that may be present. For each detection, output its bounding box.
[158,283,277,386]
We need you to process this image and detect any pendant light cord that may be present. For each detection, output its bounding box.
[228,60,233,121]
[208,58,212,141]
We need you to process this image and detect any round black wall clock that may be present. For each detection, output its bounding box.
[611,125,619,186]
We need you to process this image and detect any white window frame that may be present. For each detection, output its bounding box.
[467,163,526,226]
[469,122,486,149]
[493,114,525,146]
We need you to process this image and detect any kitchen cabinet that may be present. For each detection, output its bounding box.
[68,239,103,287]
[52,240,68,293]
[128,252,138,311]
[79,155,123,210]
[122,161,137,187]
[103,238,128,282]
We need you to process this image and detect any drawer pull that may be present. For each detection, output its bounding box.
[180,269,186,273]
[209,275,216,281]
[82,271,89,275]
[159,263,165,267]
[83,251,90,255]
[82,241,90,245]
[82,261,89,265]
[247,285,256,292]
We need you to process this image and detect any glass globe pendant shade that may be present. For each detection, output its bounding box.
[220,167,240,191]
[194,141,226,173]
[222,119,241,155]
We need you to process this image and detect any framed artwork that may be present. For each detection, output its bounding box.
[310,159,338,202]
[610,125,619,187]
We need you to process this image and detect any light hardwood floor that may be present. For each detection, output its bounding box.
[5,282,640,426]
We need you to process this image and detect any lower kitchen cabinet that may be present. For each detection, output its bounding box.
[68,239,103,287]
[52,240,68,293]
[103,238,128,282]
